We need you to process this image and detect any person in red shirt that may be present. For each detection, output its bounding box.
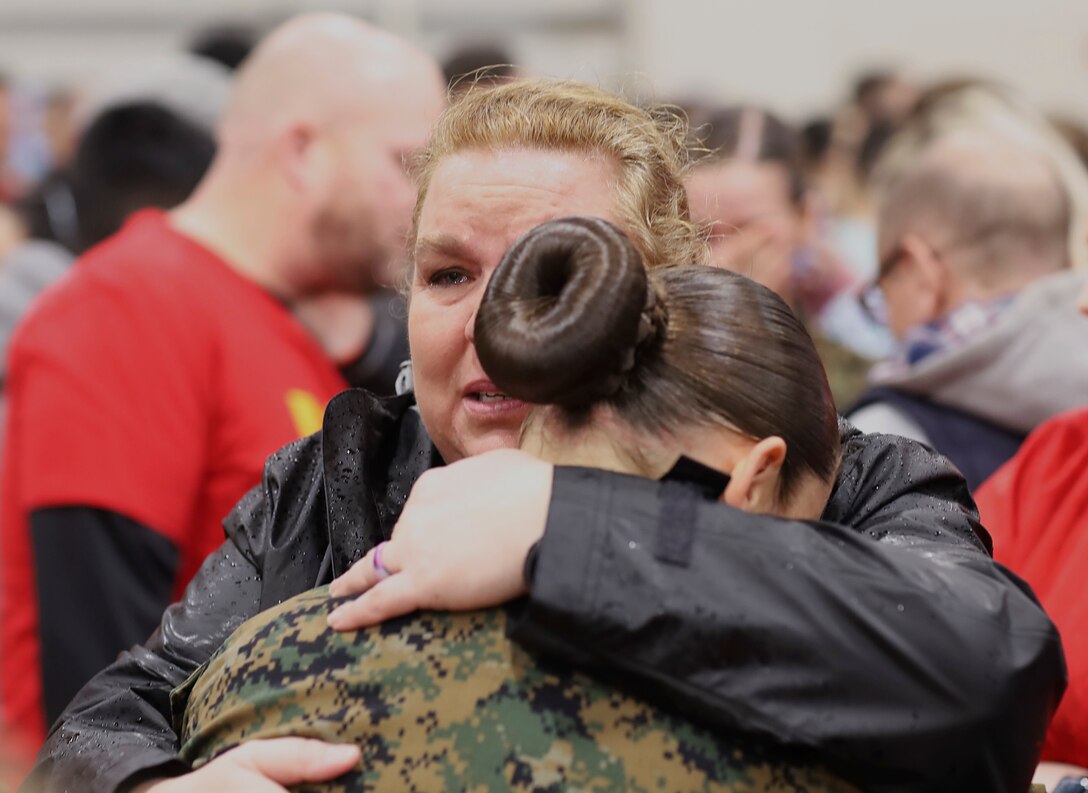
[975,276,1088,786]
[0,13,445,771]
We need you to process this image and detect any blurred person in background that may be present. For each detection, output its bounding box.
[848,125,1088,490]
[1052,114,1088,170]
[0,12,445,776]
[684,105,879,405]
[0,52,234,395]
[802,72,916,303]
[0,74,14,200]
[0,75,22,261]
[0,100,215,392]
[974,280,1088,789]
[852,69,918,128]
[40,89,77,170]
[442,42,519,99]
[188,25,258,72]
[10,52,233,254]
[37,78,1062,793]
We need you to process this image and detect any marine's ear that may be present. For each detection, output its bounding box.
[722,436,787,513]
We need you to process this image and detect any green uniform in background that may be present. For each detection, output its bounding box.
[174,586,858,793]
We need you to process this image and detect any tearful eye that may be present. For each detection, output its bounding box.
[428,269,471,288]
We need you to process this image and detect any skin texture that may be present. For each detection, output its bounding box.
[875,129,1069,340]
[408,148,621,463]
[131,739,360,793]
[686,160,798,297]
[873,233,947,340]
[686,159,853,313]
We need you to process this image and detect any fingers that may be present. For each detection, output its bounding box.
[230,738,360,784]
[329,541,397,598]
[327,573,420,631]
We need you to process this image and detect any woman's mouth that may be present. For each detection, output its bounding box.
[471,391,514,403]
[462,382,529,417]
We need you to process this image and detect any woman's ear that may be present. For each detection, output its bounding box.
[722,436,787,513]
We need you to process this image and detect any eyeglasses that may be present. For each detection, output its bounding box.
[857,230,993,326]
[857,243,906,325]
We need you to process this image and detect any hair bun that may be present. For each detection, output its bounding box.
[475,216,666,410]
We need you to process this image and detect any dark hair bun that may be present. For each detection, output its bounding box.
[475,216,664,410]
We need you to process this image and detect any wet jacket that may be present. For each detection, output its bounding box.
[28,389,1064,793]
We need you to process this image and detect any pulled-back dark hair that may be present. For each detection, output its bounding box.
[475,217,840,502]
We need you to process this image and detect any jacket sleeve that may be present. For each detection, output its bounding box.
[31,507,179,727]
[24,435,324,793]
[508,428,1065,793]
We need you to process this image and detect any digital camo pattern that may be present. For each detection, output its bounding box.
[174,587,858,793]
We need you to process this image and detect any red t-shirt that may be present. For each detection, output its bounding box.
[0,210,348,751]
[975,408,1088,767]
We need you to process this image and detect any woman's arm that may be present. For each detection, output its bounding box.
[507,430,1062,793]
[329,433,1064,793]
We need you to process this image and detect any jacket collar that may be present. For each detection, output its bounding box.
[320,389,443,577]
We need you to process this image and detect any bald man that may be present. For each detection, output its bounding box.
[0,14,445,768]
[848,128,1088,489]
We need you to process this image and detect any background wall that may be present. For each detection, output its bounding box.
[1,0,1086,122]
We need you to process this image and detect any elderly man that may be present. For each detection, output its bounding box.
[0,13,445,765]
[848,127,1088,489]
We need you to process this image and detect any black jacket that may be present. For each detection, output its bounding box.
[28,389,1064,793]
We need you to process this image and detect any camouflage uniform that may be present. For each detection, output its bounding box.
[174,587,857,793]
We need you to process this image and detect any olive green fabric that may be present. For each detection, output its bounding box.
[811,331,872,412]
[174,586,858,793]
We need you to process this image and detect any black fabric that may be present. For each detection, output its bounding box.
[849,386,1026,493]
[659,454,731,498]
[506,426,1060,793]
[28,397,1062,793]
[653,456,727,567]
[31,507,178,727]
[337,292,410,397]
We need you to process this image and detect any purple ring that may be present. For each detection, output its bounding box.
[373,541,393,581]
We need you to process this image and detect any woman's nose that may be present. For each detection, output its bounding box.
[465,302,479,342]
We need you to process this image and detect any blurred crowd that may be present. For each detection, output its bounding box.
[0,15,1086,793]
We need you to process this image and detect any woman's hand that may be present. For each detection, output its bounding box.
[327,449,553,630]
[131,739,361,793]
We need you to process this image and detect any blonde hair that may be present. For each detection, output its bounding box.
[409,78,706,270]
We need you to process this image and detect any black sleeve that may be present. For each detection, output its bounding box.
[28,433,327,793]
[31,507,178,727]
[25,538,262,793]
[508,430,1065,793]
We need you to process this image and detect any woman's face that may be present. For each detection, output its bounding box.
[686,160,801,299]
[409,148,620,463]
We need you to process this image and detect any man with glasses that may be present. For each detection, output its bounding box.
[848,127,1088,490]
